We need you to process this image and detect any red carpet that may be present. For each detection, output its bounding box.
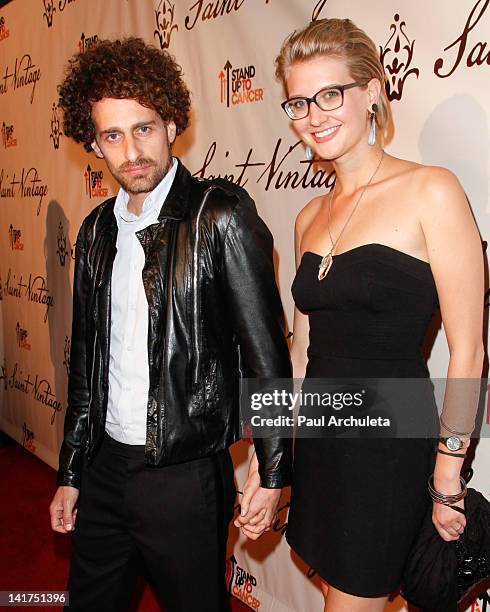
[0,442,249,611]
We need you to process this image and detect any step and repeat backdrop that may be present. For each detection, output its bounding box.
[0,0,489,610]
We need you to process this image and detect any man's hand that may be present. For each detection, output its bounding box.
[49,486,79,533]
[234,453,281,540]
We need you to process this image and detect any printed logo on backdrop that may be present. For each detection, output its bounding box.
[57,221,69,266]
[0,167,48,215]
[63,336,71,376]
[185,0,270,31]
[470,590,490,610]
[380,14,419,102]
[271,501,289,536]
[0,54,42,104]
[3,268,54,323]
[2,122,17,148]
[312,0,328,20]
[78,32,99,54]
[219,61,264,107]
[154,0,178,50]
[226,555,262,610]
[434,0,490,78]
[22,422,36,452]
[43,0,76,28]
[50,102,63,150]
[16,323,31,351]
[0,16,10,42]
[56,220,76,267]
[194,139,335,191]
[85,165,109,199]
[0,359,6,390]
[9,225,24,251]
[6,362,63,424]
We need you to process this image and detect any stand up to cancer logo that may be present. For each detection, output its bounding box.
[226,556,262,610]
[16,323,31,351]
[0,16,10,41]
[2,122,17,148]
[84,165,109,199]
[23,422,36,452]
[9,225,24,251]
[218,61,264,107]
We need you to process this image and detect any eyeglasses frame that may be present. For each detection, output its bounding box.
[281,81,361,120]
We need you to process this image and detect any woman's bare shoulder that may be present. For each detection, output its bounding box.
[384,157,463,204]
[409,164,464,208]
[295,195,324,234]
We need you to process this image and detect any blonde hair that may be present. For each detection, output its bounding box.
[275,18,390,131]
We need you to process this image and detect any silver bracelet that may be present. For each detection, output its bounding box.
[428,474,467,505]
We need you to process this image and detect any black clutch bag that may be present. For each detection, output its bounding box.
[401,488,490,612]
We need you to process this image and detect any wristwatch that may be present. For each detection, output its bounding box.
[439,436,464,452]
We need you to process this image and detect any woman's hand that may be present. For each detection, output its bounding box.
[431,475,466,541]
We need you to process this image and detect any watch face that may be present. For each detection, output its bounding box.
[446,436,463,451]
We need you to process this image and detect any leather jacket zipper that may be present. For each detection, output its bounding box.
[192,186,217,385]
[85,210,102,451]
[87,328,97,450]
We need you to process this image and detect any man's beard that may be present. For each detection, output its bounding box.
[110,157,172,194]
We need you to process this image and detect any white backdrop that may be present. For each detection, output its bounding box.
[0,1,489,610]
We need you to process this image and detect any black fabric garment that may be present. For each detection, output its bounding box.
[402,487,490,611]
[67,434,235,612]
[287,244,439,596]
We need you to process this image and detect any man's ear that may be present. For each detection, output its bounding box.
[91,139,104,159]
[166,121,177,145]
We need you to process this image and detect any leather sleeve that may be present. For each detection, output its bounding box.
[56,220,91,488]
[221,189,292,488]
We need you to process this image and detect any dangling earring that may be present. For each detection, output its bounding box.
[305,145,313,161]
[368,103,378,146]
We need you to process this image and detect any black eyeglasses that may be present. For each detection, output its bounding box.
[281,82,360,120]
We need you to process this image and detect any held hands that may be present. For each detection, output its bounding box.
[49,486,79,533]
[234,452,281,540]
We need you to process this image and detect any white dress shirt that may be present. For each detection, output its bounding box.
[105,159,178,444]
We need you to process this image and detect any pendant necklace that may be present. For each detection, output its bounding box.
[318,150,385,281]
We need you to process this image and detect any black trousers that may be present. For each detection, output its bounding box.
[67,434,236,612]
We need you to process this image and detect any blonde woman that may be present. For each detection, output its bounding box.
[274,18,483,612]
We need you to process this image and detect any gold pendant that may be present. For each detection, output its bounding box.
[318,253,333,281]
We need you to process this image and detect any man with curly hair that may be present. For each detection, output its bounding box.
[48,38,291,612]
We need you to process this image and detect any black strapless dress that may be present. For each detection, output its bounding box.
[286,244,439,597]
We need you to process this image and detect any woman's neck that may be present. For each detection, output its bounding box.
[331,143,384,196]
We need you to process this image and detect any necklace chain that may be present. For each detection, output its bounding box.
[318,150,385,281]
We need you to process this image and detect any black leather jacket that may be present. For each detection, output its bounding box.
[57,160,292,489]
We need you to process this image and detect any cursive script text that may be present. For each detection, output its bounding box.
[193,139,335,192]
[0,167,48,215]
[185,0,246,30]
[0,54,41,103]
[434,0,490,77]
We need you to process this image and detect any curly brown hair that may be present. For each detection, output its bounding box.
[58,37,191,152]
